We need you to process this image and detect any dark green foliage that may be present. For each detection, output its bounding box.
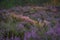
[0,0,56,9]
[0,0,25,9]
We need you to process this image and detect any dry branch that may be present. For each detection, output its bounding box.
[10,13,37,24]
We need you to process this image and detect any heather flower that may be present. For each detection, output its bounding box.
[24,32,31,40]
[31,29,38,38]
[54,23,60,35]
[14,36,21,40]
[0,36,4,40]
[16,23,24,30]
[22,6,31,12]
[6,37,10,40]
[10,36,14,40]
[46,27,55,35]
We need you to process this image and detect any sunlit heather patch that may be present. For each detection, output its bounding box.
[0,6,60,40]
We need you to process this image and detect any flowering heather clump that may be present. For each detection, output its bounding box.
[0,6,60,40]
